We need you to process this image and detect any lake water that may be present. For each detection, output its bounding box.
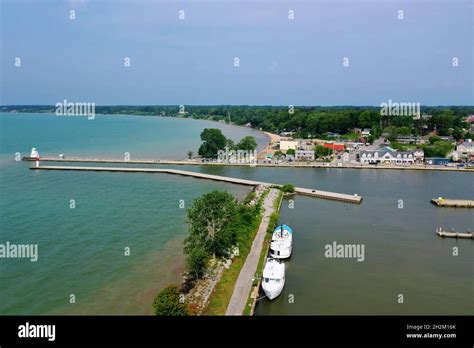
[0,113,472,315]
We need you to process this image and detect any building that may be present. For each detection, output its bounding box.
[396,136,420,144]
[425,157,451,165]
[295,150,315,161]
[413,149,425,163]
[323,142,345,152]
[359,148,420,165]
[453,141,474,162]
[279,140,298,151]
[361,128,371,137]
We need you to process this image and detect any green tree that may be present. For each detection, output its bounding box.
[398,126,411,136]
[452,128,464,141]
[314,145,331,157]
[185,245,209,280]
[236,136,257,151]
[152,285,189,316]
[281,184,295,193]
[187,150,193,159]
[286,148,296,156]
[185,191,238,259]
[429,135,442,144]
[198,128,227,158]
[385,126,399,143]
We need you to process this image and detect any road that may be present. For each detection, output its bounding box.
[225,188,279,315]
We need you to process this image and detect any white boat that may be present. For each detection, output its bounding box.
[269,224,293,259]
[262,258,285,300]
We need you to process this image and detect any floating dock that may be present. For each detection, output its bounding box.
[431,198,474,208]
[30,165,362,204]
[436,228,473,239]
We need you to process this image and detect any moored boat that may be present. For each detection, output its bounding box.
[262,258,285,300]
[269,224,293,259]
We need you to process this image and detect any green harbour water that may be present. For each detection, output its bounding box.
[0,113,472,315]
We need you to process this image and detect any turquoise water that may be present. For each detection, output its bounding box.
[0,113,260,314]
[0,113,472,315]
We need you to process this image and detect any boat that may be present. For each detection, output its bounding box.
[261,258,285,300]
[269,224,293,259]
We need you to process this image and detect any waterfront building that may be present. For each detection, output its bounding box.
[425,157,451,165]
[453,141,474,162]
[295,150,315,161]
[359,148,420,165]
[323,142,345,152]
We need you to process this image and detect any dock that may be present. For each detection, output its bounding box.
[436,228,473,239]
[30,165,362,204]
[431,198,474,208]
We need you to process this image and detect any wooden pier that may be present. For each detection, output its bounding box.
[431,198,474,208]
[30,165,362,204]
[436,228,473,239]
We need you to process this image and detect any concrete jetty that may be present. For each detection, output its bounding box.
[431,198,474,208]
[30,165,362,204]
[436,228,473,239]
[22,156,473,172]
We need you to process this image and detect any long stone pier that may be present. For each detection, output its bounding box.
[30,165,362,204]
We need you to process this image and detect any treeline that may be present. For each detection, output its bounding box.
[3,105,473,138]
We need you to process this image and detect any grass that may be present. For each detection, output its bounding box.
[341,132,360,141]
[202,188,268,315]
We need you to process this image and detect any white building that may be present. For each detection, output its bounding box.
[279,140,298,151]
[453,141,474,162]
[360,148,420,165]
[295,150,315,161]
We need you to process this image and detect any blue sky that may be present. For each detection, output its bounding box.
[1,0,472,105]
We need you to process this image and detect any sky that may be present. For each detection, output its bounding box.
[0,0,472,106]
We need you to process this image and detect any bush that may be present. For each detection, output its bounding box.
[152,285,189,316]
[281,184,295,193]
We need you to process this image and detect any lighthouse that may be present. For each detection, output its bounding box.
[30,147,40,167]
[30,147,40,159]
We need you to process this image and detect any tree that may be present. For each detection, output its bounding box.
[385,126,399,143]
[185,191,238,259]
[452,128,464,141]
[281,184,295,193]
[314,145,331,157]
[286,148,296,156]
[185,245,209,280]
[152,285,189,316]
[187,150,193,159]
[429,135,442,145]
[236,136,257,151]
[198,128,227,158]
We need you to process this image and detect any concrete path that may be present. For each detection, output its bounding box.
[31,165,361,203]
[225,188,279,315]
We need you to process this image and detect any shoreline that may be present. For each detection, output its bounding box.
[23,156,474,172]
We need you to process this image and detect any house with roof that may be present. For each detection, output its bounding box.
[453,140,474,162]
[359,147,421,165]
